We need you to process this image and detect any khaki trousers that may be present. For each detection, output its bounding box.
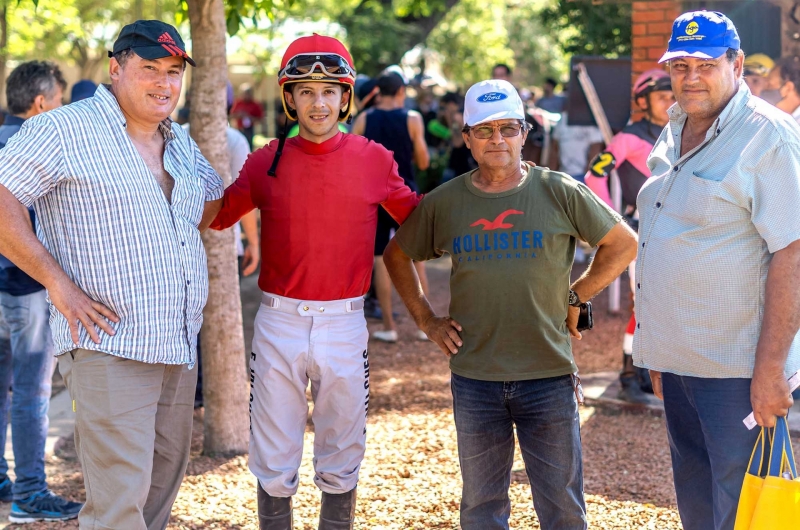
[58,349,196,530]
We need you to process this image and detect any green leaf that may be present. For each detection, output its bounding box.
[226,9,241,35]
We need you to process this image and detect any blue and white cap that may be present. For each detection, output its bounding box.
[659,11,740,64]
[463,79,525,127]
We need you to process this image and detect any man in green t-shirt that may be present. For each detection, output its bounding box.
[384,79,637,529]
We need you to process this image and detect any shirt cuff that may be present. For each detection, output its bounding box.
[585,215,623,248]
[394,235,435,262]
[0,182,36,208]
[764,233,800,255]
[205,182,224,201]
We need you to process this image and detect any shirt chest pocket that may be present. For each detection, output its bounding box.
[676,174,721,227]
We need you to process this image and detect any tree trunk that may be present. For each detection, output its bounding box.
[187,0,249,456]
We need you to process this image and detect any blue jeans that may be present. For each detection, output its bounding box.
[0,290,54,499]
[451,373,586,530]
[662,373,760,530]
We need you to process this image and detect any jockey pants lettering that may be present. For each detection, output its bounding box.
[249,293,369,497]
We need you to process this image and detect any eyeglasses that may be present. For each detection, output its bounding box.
[465,122,525,139]
[280,54,355,79]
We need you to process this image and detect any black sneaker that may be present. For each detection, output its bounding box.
[9,490,82,523]
[0,477,11,503]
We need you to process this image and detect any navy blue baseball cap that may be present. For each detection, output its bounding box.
[658,11,740,64]
[109,20,196,67]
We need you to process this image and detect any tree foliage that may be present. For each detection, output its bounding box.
[338,1,421,75]
[7,0,174,78]
[539,0,631,58]
[2,0,587,91]
[506,0,569,85]
[426,0,511,86]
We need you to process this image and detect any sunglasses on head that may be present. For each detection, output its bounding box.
[281,54,355,79]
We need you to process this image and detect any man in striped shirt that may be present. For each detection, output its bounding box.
[0,21,223,529]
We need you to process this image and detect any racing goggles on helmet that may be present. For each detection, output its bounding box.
[635,76,672,98]
[281,54,355,79]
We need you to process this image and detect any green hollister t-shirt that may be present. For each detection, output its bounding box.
[394,164,621,382]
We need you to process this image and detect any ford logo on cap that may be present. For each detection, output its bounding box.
[477,92,508,103]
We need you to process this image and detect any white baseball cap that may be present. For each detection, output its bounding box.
[463,79,525,127]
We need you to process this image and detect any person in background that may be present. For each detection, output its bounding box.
[428,92,477,182]
[416,88,440,149]
[0,60,80,524]
[491,63,512,83]
[549,113,603,184]
[584,69,674,401]
[548,113,603,264]
[536,77,567,114]
[742,53,774,99]
[355,75,379,112]
[70,79,97,103]
[352,71,431,343]
[768,56,800,123]
[231,83,264,149]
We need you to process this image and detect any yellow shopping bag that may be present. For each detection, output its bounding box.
[733,427,768,530]
[748,416,800,530]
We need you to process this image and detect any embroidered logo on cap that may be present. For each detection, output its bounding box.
[157,31,187,58]
[158,32,177,45]
[477,92,508,103]
[677,20,705,42]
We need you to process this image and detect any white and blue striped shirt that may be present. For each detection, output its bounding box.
[0,84,223,365]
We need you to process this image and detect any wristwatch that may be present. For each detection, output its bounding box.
[568,290,582,307]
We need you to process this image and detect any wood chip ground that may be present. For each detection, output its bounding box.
[17,259,787,529]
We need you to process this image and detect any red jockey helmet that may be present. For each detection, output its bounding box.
[278,34,356,123]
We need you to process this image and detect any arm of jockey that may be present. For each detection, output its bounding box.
[380,157,422,225]
[210,156,256,231]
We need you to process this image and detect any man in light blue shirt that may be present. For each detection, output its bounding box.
[635,11,800,530]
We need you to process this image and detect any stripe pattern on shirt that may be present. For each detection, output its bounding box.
[0,84,223,365]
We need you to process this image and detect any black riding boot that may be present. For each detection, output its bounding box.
[258,483,293,530]
[318,487,357,530]
[636,366,654,394]
[619,352,650,402]
[620,352,637,389]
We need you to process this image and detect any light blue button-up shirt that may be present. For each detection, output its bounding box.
[634,82,800,379]
[0,85,223,365]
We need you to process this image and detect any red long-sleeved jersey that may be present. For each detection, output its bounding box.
[211,132,421,301]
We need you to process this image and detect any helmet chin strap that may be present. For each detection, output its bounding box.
[267,122,288,177]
